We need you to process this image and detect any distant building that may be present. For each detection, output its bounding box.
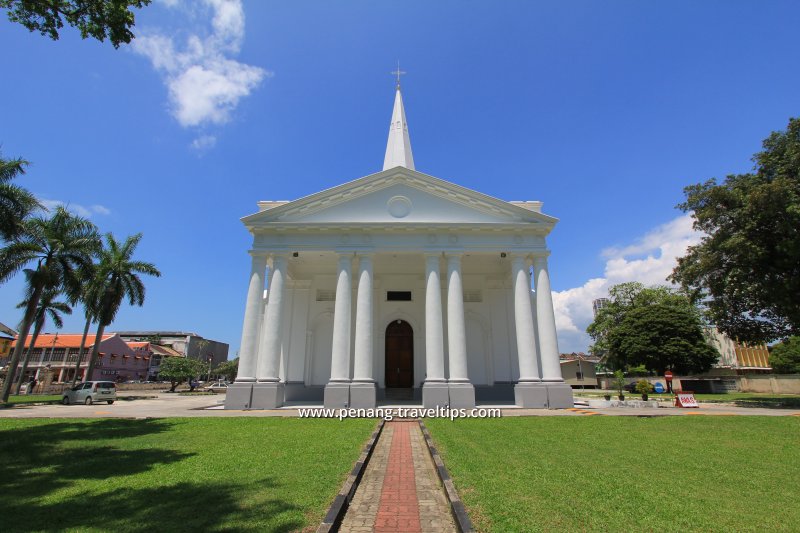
[704,327,771,374]
[115,331,229,368]
[9,333,148,383]
[560,352,600,388]
[592,298,610,318]
[126,341,184,380]
[0,322,16,358]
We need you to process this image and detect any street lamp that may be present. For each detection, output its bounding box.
[207,355,213,382]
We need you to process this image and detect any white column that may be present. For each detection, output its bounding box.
[512,255,541,382]
[534,255,564,382]
[424,254,446,382]
[353,254,374,382]
[236,254,267,382]
[446,254,469,382]
[329,254,353,382]
[257,254,288,382]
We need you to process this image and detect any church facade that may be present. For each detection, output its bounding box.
[226,84,574,410]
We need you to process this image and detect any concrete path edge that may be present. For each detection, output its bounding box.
[318,419,386,533]
[417,420,475,533]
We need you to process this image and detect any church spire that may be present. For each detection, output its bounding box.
[383,64,415,171]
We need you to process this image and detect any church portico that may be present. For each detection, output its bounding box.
[225,82,573,410]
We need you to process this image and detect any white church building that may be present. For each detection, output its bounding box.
[226,82,573,410]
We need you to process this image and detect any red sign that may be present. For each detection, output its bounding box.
[675,392,699,408]
[664,371,674,382]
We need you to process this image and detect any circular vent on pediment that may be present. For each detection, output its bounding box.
[387,196,412,218]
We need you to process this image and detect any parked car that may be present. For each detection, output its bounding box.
[204,380,228,392]
[62,381,117,405]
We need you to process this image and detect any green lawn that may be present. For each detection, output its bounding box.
[3,394,62,405]
[426,417,800,532]
[576,390,800,408]
[0,418,375,532]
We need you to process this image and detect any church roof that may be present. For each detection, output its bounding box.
[383,84,415,171]
[244,79,556,232]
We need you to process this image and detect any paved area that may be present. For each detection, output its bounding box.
[340,421,455,533]
[1,392,799,418]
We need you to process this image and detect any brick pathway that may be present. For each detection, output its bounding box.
[340,421,456,533]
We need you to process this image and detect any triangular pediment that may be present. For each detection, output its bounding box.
[242,167,557,229]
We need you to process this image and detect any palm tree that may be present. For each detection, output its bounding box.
[14,286,72,394]
[0,154,41,242]
[67,264,100,387]
[83,233,160,381]
[0,207,99,401]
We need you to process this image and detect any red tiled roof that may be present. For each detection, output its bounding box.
[11,333,113,349]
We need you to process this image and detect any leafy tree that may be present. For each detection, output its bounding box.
[83,233,160,381]
[159,356,204,393]
[671,118,800,344]
[0,154,40,242]
[606,303,719,375]
[0,207,98,401]
[770,337,800,374]
[588,282,718,374]
[15,285,71,394]
[1,0,151,48]
[213,358,238,382]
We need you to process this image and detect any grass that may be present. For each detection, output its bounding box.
[426,417,800,532]
[3,394,62,406]
[576,390,800,408]
[0,418,375,532]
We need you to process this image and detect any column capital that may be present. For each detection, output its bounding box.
[532,253,551,268]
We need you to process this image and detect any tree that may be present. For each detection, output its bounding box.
[0,207,98,401]
[671,118,800,344]
[1,0,151,48]
[83,232,160,381]
[159,356,203,393]
[0,154,40,243]
[606,303,719,375]
[770,337,800,374]
[67,264,100,386]
[213,358,238,382]
[14,285,71,394]
[587,282,718,374]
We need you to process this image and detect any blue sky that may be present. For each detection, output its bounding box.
[1,0,798,355]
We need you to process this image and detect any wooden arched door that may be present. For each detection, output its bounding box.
[385,320,413,388]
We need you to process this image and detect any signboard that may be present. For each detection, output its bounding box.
[675,392,699,408]
[664,371,673,382]
[654,382,665,393]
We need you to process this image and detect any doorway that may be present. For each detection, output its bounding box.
[385,320,413,389]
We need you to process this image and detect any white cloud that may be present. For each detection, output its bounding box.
[39,199,112,218]
[553,214,702,353]
[190,134,217,151]
[133,0,268,131]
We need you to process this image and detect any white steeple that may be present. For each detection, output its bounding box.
[383,67,415,171]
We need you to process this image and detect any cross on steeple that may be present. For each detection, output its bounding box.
[390,61,406,89]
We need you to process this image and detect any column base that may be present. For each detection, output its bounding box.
[545,382,575,409]
[514,382,548,409]
[324,382,351,409]
[225,382,254,409]
[422,381,450,408]
[349,382,376,409]
[251,381,285,409]
[448,382,475,408]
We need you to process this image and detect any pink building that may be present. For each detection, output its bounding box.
[10,333,150,383]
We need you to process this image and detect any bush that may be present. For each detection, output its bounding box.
[635,379,654,395]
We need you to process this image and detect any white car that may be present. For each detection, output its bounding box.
[62,381,117,405]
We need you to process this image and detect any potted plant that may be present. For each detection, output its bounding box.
[613,370,626,401]
[603,392,611,401]
[635,379,654,401]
